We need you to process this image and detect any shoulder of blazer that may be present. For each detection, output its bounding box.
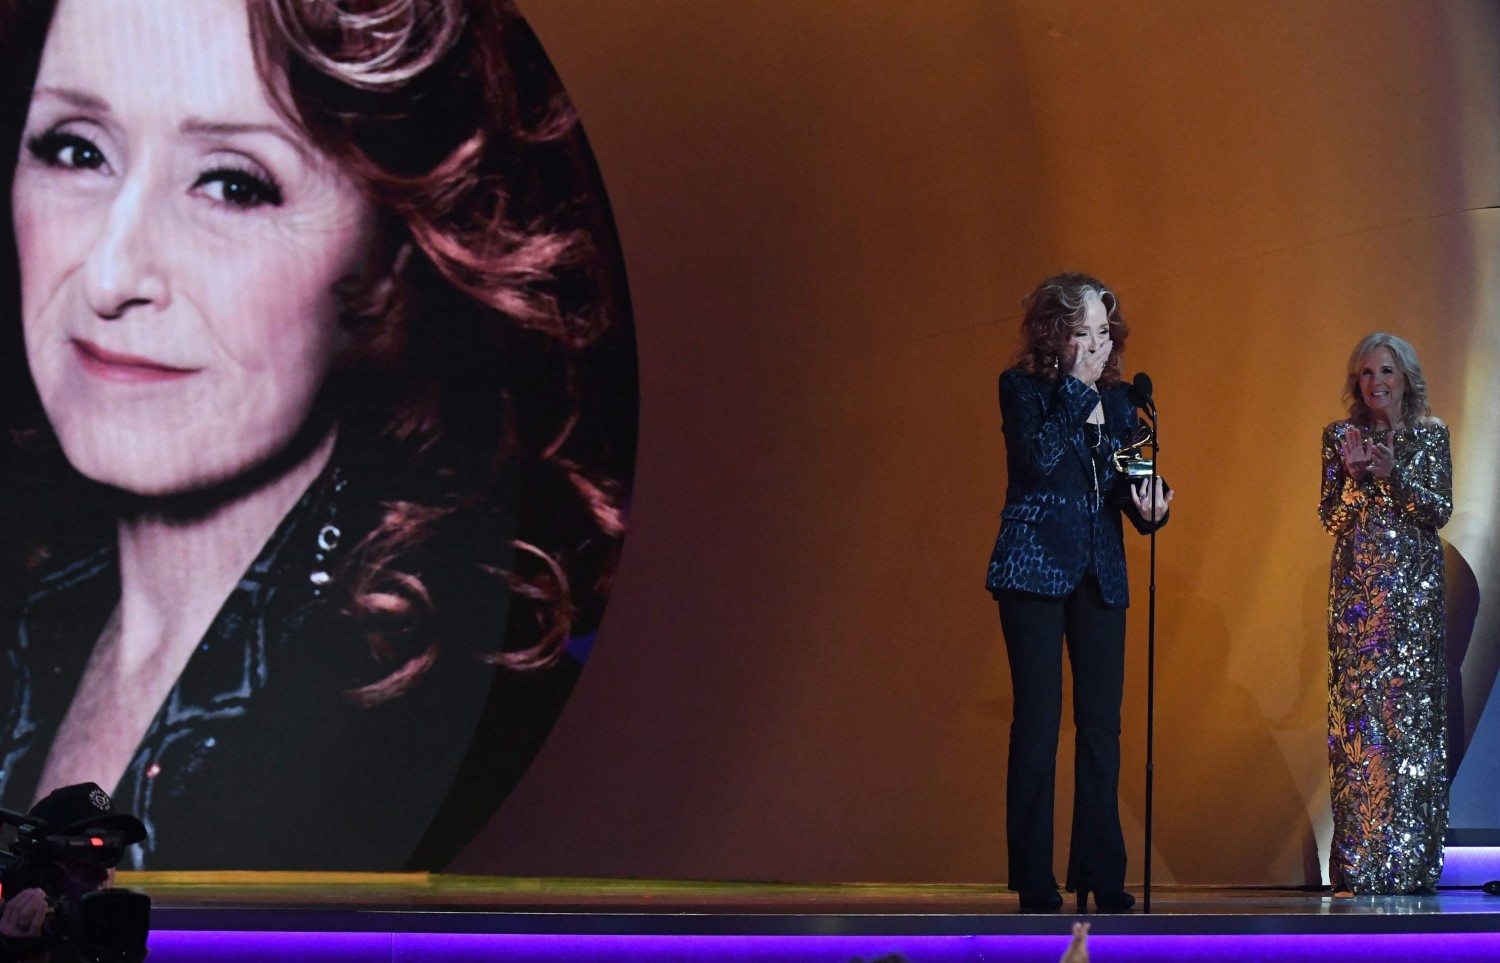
[1000,365,1058,395]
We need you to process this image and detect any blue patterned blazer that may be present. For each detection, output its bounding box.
[984,366,1167,607]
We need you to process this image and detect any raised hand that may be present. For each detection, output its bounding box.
[1339,427,1373,481]
[1060,921,1091,963]
[1131,476,1172,522]
[1068,336,1112,388]
[1370,438,1395,479]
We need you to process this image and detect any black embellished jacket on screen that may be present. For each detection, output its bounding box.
[0,460,579,871]
[985,367,1167,607]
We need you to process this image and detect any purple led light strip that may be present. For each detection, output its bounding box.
[141,931,1500,962]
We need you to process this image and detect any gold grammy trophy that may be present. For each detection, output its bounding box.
[1110,420,1157,479]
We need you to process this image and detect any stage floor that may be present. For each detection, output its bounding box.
[122,873,1500,935]
[104,876,1500,962]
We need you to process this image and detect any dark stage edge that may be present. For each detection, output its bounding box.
[123,874,1500,937]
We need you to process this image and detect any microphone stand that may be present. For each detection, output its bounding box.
[1142,398,1159,914]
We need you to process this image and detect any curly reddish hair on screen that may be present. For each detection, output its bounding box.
[1014,271,1128,388]
[246,0,632,704]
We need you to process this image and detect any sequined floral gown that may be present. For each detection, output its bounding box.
[1319,420,1452,894]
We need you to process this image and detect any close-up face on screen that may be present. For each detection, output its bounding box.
[0,0,637,871]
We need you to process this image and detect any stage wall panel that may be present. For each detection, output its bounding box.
[460,0,1500,886]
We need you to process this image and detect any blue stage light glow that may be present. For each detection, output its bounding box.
[1440,847,1500,886]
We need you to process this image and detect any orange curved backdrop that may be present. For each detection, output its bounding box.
[455,0,1500,885]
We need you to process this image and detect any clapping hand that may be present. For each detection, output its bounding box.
[1339,427,1373,481]
[1130,476,1172,522]
[1369,438,1394,478]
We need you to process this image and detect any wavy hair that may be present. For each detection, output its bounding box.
[1342,332,1432,427]
[0,0,636,704]
[245,0,634,704]
[1013,272,1127,388]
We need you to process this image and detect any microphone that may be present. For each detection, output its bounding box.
[1127,372,1155,413]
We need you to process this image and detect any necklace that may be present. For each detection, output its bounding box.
[1086,422,1104,511]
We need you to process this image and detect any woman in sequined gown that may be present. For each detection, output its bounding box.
[1320,332,1452,895]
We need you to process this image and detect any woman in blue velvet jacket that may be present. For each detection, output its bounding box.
[985,273,1171,914]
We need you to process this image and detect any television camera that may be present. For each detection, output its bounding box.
[0,798,149,963]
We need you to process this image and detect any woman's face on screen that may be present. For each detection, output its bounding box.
[11,0,379,497]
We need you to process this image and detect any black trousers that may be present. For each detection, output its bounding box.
[997,575,1127,894]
